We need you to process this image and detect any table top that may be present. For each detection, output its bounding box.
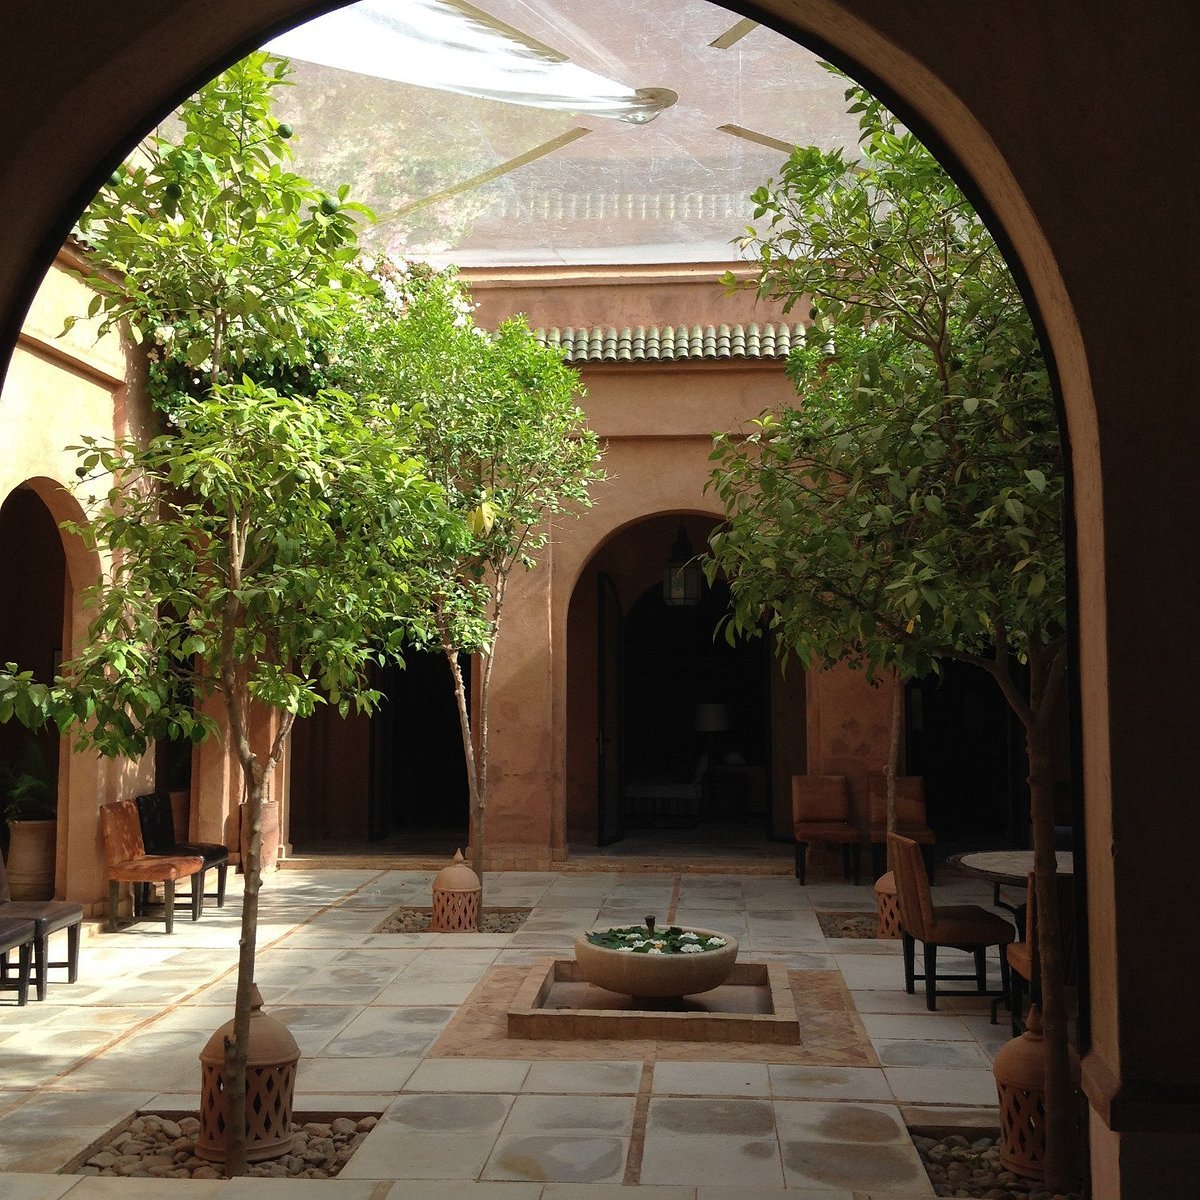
[951,849,1073,885]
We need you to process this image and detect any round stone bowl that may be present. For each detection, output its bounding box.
[574,928,739,999]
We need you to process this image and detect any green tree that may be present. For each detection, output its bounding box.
[708,83,1074,1189]
[0,54,450,1175]
[335,261,603,894]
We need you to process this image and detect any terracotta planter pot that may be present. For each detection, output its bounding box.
[574,927,738,998]
[5,818,56,900]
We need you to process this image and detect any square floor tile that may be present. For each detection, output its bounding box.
[523,1061,642,1094]
[640,1133,784,1189]
[406,1058,532,1092]
[772,1100,908,1143]
[768,1066,892,1102]
[647,1097,776,1138]
[780,1138,933,1194]
[483,1134,628,1184]
[382,1091,514,1134]
[339,1130,498,1179]
[503,1094,635,1135]
[652,1061,770,1097]
[884,1067,1000,1107]
[872,1040,991,1069]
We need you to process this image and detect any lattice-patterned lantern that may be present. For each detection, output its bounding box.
[431,848,481,932]
[196,984,300,1163]
[873,871,903,939]
[993,1004,1080,1180]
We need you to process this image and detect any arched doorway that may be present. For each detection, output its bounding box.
[565,512,802,860]
[0,486,64,887]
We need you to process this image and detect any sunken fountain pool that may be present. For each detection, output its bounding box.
[506,918,801,1045]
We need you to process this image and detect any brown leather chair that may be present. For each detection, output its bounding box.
[0,850,83,1000]
[99,800,204,933]
[136,791,229,909]
[1005,870,1076,1035]
[888,832,1015,1011]
[868,773,936,879]
[791,775,860,885]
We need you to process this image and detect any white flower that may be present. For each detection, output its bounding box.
[705,936,727,947]
[628,939,646,949]
[679,943,703,954]
[679,932,700,941]
[648,947,664,954]
[623,932,642,941]
[618,946,634,953]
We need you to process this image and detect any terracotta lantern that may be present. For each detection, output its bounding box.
[992,1003,1080,1180]
[874,870,902,938]
[196,984,300,1163]
[431,848,481,932]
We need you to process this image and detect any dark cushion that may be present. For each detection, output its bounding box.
[177,841,229,867]
[136,792,179,856]
[0,898,83,937]
[0,916,37,953]
[929,903,1015,946]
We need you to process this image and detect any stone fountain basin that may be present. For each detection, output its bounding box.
[574,927,739,998]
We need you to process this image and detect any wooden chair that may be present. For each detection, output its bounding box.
[0,916,37,1005]
[888,832,1015,1011]
[136,792,229,910]
[791,775,860,885]
[99,800,203,934]
[1005,870,1076,1035]
[0,849,83,1000]
[868,773,936,880]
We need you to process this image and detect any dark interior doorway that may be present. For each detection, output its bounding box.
[905,659,1027,849]
[371,652,470,848]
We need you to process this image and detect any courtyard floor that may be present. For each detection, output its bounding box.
[0,863,1019,1199]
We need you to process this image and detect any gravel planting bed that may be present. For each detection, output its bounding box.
[373,906,529,934]
[816,910,879,938]
[914,1131,1081,1200]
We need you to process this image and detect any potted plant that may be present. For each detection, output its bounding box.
[1,740,57,900]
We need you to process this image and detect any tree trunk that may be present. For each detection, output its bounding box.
[445,647,483,900]
[1025,722,1077,1193]
[884,671,902,873]
[223,767,264,1178]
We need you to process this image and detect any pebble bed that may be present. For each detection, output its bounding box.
[914,1132,1081,1200]
[816,910,879,939]
[73,1114,377,1179]
[373,906,528,934]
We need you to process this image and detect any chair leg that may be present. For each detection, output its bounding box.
[794,840,807,884]
[0,948,8,981]
[108,880,120,932]
[216,863,228,908]
[16,940,31,1006]
[164,880,176,934]
[34,933,49,1001]
[973,947,987,994]
[192,870,204,921]
[851,843,861,886]
[67,920,81,983]
[901,931,916,994]
[871,843,885,879]
[923,942,939,1010]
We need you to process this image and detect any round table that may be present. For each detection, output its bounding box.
[949,850,1074,916]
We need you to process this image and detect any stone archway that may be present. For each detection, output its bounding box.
[0,4,1197,1189]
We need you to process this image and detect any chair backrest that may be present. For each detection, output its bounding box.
[136,792,178,855]
[0,847,10,904]
[99,799,147,865]
[888,832,935,939]
[791,775,850,824]
[868,773,927,827]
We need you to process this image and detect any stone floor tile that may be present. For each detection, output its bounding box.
[482,1134,628,1184]
[523,1060,643,1094]
[697,1188,843,1200]
[850,989,938,1014]
[502,1093,636,1135]
[320,1005,455,1056]
[779,1138,933,1194]
[767,1066,892,1102]
[405,1058,532,1092]
[884,1066,1000,1107]
[381,1090,514,1134]
[772,1099,908,1143]
[541,1186,695,1200]
[832,955,906,991]
[871,1039,992,1069]
[217,1179,385,1199]
[389,1184,541,1200]
[297,1056,420,1094]
[639,1133,784,1189]
[338,1130,498,1178]
[860,1014,972,1041]
[647,1097,776,1138]
[651,1061,770,1097]
[0,1174,79,1200]
[62,1180,228,1200]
